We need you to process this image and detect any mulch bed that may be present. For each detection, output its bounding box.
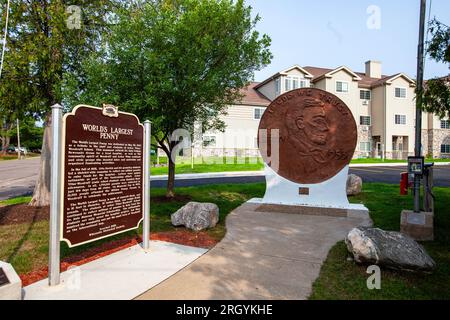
[0,203,218,286]
[151,194,192,203]
[0,204,49,225]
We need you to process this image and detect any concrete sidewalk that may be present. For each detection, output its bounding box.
[136,202,372,300]
[23,241,207,300]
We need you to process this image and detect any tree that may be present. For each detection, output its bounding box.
[70,0,272,197]
[9,117,44,152]
[0,45,33,155]
[0,0,119,206]
[423,18,450,118]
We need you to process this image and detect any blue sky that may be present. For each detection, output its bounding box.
[247,0,450,82]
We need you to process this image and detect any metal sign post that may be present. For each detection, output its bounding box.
[143,120,151,250]
[49,104,63,286]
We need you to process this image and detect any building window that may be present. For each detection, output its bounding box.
[360,142,371,152]
[394,87,407,98]
[275,78,281,96]
[395,114,406,125]
[202,136,216,147]
[254,107,266,120]
[360,90,371,100]
[336,81,349,93]
[440,120,450,129]
[299,79,308,88]
[441,144,450,153]
[284,76,308,92]
[284,77,293,91]
[360,116,371,126]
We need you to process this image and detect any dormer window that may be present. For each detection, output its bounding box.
[285,76,309,92]
[275,78,281,96]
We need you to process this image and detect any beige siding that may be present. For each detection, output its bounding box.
[371,86,385,137]
[314,78,327,91]
[384,77,416,152]
[203,104,263,150]
[257,79,277,101]
[324,70,361,121]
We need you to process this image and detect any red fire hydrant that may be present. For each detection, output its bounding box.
[400,172,408,195]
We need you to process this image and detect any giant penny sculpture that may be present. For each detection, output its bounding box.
[258,88,357,184]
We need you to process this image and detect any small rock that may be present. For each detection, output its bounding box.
[171,202,219,231]
[347,174,362,196]
[345,227,435,272]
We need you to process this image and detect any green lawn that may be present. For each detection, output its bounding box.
[310,183,450,300]
[1,182,449,299]
[0,153,41,161]
[151,156,264,175]
[0,183,265,275]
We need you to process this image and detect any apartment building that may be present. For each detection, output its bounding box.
[196,61,449,159]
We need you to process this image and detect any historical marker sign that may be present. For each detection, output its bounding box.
[0,268,9,287]
[258,88,357,184]
[61,105,144,247]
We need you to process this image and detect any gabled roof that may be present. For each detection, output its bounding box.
[237,82,271,106]
[371,73,416,88]
[321,66,362,81]
[304,66,363,82]
[254,65,314,89]
[303,65,415,89]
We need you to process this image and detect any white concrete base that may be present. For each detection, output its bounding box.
[261,164,351,208]
[23,241,207,300]
[0,261,22,300]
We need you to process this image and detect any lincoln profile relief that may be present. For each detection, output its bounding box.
[258,88,357,184]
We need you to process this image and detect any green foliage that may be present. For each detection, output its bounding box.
[67,0,271,195]
[423,18,450,118]
[9,117,44,151]
[69,0,272,154]
[0,0,118,118]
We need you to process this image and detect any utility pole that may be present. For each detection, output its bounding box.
[16,118,21,160]
[413,0,426,213]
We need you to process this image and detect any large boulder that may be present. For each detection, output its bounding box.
[345,227,435,272]
[171,202,219,231]
[346,174,362,196]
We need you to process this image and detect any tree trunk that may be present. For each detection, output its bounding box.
[166,155,176,198]
[1,136,10,155]
[29,118,52,207]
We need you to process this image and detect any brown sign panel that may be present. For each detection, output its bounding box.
[0,268,9,287]
[61,105,144,247]
[258,88,357,184]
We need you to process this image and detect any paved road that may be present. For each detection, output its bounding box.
[150,165,450,188]
[0,157,449,200]
[0,157,40,200]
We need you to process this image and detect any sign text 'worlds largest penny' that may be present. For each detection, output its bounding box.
[61,105,144,247]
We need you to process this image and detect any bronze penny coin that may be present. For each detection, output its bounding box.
[258,88,357,184]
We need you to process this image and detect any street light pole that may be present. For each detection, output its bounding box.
[413,0,427,213]
[16,118,21,160]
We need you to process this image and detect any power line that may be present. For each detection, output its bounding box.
[0,0,11,80]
